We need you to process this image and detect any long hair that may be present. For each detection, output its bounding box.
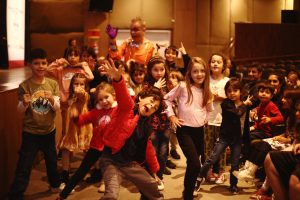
[69,73,89,100]
[185,57,211,106]
[145,56,169,86]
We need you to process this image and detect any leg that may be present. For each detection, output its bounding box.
[177,126,203,200]
[100,157,122,200]
[264,153,288,200]
[8,133,39,200]
[40,130,60,188]
[59,148,102,199]
[229,141,241,187]
[289,174,300,200]
[170,129,180,159]
[120,163,163,200]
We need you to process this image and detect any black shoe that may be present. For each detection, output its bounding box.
[229,185,239,194]
[166,159,176,169]
[163,168,172,175]
[57,150,62,160]
[170,149,180,160]
[194,177,205,193]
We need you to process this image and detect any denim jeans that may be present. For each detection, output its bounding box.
[8,130,60,200]
[176,126,204,200]
[151,130,170,179]
[200,137,241,186]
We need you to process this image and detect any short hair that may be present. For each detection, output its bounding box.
[131,17,146,29]
[164,45,178,56]
[29,48,47,62]
[224,77,244,95]
[257,81,275,95]
[169,70,184,82]
[249,63,263,73]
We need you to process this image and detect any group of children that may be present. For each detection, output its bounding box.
[7,38,300,200]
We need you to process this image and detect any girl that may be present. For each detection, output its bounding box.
[144,56,170,190]
[129,60,146,95]
[205,53,229,184]
[164,57,213,200]
[196,78,252,195]
[57,81,117,199]
[58,73,93,183]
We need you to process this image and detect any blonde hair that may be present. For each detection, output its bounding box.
[185,57,211,106]
[94,82,115,104]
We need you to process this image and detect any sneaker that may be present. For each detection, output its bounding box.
[157,179,164,191]
[51,183,65,193]
[215,172,226,184]
[98,181,105,193]
[163,167,172,175]
[61,170,69,184]
[166,159,176,169]
[250,188,271,199]
[207,172,218,182]
[228,185,239,194]
[170,149,180,160]
[194,177,205,193]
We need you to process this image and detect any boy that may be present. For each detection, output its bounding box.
[8,48,62,200]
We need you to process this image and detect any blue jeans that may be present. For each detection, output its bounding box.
[200,137,241,186]
[8,130,60,200]
[151,130,170,179]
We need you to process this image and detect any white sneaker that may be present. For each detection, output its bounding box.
[215,172,226,184]
[157,179,164,191]
[98,181,105,193]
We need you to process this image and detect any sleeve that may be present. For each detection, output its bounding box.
[17,83,29,112]
[270,104,284,125]
[108,40,127,61]
[77,110,95,126]
[81,62,94,81]
[112,76,134,111]
[182,54,190,75]
[221,99,247,117]
[164,83,182,117]
[145,139,160,174]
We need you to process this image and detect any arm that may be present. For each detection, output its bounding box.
[17,84,30,112]
[108,39,127,61]
[80,61,94,81]
[145,139,160,174]
[269,104,284,125]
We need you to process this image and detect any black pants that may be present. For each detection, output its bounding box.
[8,130,60,200]
[60,148,102,199]
[176,126,204,200]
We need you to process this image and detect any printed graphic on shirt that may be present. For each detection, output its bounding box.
[31,90,51,114]
[97,115,111,126]
[63,72,75,81]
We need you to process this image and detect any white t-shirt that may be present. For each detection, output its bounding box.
[208,76,229,126]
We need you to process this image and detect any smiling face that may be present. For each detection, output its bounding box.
[151,63,166,81]
[191,63,206,87]
[210,55,224,75]
[97,90,115,110]
[130,21,145,42]
[138,96,160,117]
[30,58,48,78]
[248,67,262,81]
[165,49,177,62]
[268,74,281,94]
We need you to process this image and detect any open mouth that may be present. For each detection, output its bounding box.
[144,105,149,112]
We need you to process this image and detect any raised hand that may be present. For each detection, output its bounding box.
[44,90,54,106]
[100,58,123,81]
[178,42,186,55]
[243,95,253,106]
[154,78,166,89]
[106,24,118,39]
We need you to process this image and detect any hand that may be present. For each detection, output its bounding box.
[44,90,54,105]
[293,143,300,155]
[100,58,122,81]
[243,95,253,106]
[178,42,186,55]
[169,115,184,128]
[23,93,31,106]
[106,24,118,39]
[154,78,166,89]
[250,126,255,131]
[261,115,271,124]
[56,58,69,67]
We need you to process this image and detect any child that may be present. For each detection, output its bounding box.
[234,82,284,181]
[286,70,300,90]
[8,48,62,200]
[57,81,117,199]
[58,73,93,183]
[144,56,170,189]
[196,78,252,194]
[97,59,164,200]
[164,57,213,200]
[205,53,230,184]
[129,60,146,95]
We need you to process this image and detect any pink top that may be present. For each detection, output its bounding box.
[164,82,213,127]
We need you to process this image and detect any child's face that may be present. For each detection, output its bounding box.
[191,63,206,87]
[165,49,176,62]
[210,55,224,75]
[226,87,241,102]
[268,75,281,94]
[138,96,160,117]
[248,67,261,81]
[151,63,166,81]
[168,73,179,89]
[133,71,145,84]
[30,58,48,78]
[73,78,86,91]
[258,88,273,103]
[286,74,298,88]
[97,90,115,109]
[68,51,80,66]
